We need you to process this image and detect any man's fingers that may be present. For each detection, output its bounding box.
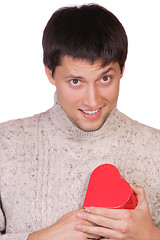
[76,211,120,230]
[75,224,125,239]
[83,207,132,221]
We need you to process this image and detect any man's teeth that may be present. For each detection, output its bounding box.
[82,109,100,115]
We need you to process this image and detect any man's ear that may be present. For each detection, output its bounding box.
[121,64,125,78]
[45,65,56,86]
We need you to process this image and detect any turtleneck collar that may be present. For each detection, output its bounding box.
[48,92,121,140]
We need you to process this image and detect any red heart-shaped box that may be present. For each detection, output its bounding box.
[83,164,138,209]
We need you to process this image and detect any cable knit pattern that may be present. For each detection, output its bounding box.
[0,93,160,239]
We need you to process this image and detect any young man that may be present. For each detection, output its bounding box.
[0,4,160,240]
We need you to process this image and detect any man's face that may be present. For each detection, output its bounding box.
[46,56,124,132]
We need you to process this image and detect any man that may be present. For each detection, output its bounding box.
[0,4,160,240]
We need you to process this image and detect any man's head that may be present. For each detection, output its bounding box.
[43,4,127,132]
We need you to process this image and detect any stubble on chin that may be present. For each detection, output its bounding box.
[71,114,110,132]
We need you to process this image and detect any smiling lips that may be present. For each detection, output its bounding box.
[80,108,102,120]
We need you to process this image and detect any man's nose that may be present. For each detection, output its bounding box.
[83,85,100,109]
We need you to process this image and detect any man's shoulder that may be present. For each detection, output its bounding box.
[0,108,51,140]
[118,109,160,143]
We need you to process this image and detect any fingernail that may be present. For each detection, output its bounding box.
[75,224,83,230]
[84,208,90,213]
[76,212,84,218]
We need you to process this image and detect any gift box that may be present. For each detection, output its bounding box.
[83,164,138,209]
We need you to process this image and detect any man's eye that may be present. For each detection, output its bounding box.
[101,76,111,83]
[70,79,80,85]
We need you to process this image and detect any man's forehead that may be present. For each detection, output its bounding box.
[60,55,114,70]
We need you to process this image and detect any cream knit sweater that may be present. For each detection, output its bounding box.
[0,93,160,239]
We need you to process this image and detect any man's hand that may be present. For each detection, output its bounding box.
[27,209,99,240]
[75,184,160,240]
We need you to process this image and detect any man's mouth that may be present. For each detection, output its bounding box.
[80,108,102,120]
[82,109,100,115]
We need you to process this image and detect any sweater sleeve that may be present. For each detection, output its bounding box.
[0,174,30,240]
[0,122,30,240]
[0,205,30,240]
[0,204,30,240]
[0,199,30,240]
[0,233,29,240]
[0,207,5,233]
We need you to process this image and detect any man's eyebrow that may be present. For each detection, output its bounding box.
[64,67,116,79]
[65,75,83,79]
[101,67,116,75]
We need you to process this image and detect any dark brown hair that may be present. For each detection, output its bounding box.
[42,4,128,73]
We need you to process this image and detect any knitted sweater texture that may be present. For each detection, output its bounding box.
[0,93,160,239]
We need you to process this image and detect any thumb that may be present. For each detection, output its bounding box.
[130,183,147,206]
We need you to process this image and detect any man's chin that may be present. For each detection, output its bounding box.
[75,120,106,132]
[68,112,110,132]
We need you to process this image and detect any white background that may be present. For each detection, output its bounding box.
[0,0,160,128]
